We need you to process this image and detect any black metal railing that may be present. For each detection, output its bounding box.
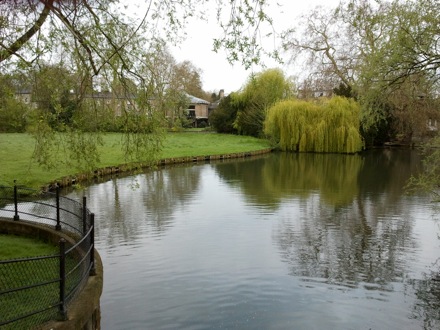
[0,184,95,329]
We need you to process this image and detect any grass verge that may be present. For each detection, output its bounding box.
[0,234,58,259]
[0,132,271,189]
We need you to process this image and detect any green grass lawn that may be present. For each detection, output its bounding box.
[0,234,58,259]
[0,132,271,189]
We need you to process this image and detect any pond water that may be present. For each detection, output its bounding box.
[67,149,440,330]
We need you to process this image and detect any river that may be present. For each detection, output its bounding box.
[66,149,440,329]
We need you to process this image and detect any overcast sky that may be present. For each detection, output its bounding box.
[170,0,342,94]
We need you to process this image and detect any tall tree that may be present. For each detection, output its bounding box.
[172,61,207,99]
[210,93,240,134]
[233,68,294,137]
[264,97,364,153]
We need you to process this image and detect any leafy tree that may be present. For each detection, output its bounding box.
[209,93,240,134]
[233,68,294,137]
[282,5,356,91]
[31,64,78,128]
[172,61,208,100]
[333,82,354,99]
[374,0,440,85]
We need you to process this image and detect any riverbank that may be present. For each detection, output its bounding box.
[0,133,271,190]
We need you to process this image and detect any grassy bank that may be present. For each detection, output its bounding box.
[0,234,58,259]
[0,132,270,188]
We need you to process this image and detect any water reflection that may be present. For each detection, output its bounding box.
[410,270,440,329]
[70,164,202,248]
[274,196,417,285]
[213,149,423,208]
[214,149,427,284]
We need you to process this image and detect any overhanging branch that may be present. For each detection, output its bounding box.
[0,0,53,63]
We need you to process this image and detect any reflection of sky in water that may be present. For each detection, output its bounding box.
[65,151,440,330]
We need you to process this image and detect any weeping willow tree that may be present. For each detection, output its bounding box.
[264,96,364,153]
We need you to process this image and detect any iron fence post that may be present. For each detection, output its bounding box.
[55,185,61,231]
[59,238,67,320]
[13,180,19,221]
[83,196,87,234]
[89,213,96,276]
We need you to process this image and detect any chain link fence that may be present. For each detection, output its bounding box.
[0,184,96,329]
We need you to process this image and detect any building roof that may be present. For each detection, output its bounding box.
[187,94,210,105]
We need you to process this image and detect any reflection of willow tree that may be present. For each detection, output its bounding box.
[213,152,364,208]
[214,149,423,209]
[73,164,201,247]
[215,149,425,287]
[261,153,363,206]
[273,149,424,287]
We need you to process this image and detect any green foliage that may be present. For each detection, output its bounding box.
[0,97,28,133]
[264,96,364,153]
[209,93,239,134]
[0,74,28,132]
[31,65,78,127]
[212,0,278,68]
[333,82,354,99]
[283,0,440,145]
[120,110,166,165]
[27,115,103,173]
[233,68,294,137]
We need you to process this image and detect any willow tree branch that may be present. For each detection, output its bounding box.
[47,3,100,75]
[0,0,53,63]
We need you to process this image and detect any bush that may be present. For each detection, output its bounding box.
[210,94,239,134]
[0,98,28,132]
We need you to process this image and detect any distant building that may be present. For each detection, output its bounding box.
[84,91,136,116]
[186,94,210,127]
[14,89,35,107]
[14,88,217,128]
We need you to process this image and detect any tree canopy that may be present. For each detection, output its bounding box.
[232,68,294,137]
[264,97,364,153]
